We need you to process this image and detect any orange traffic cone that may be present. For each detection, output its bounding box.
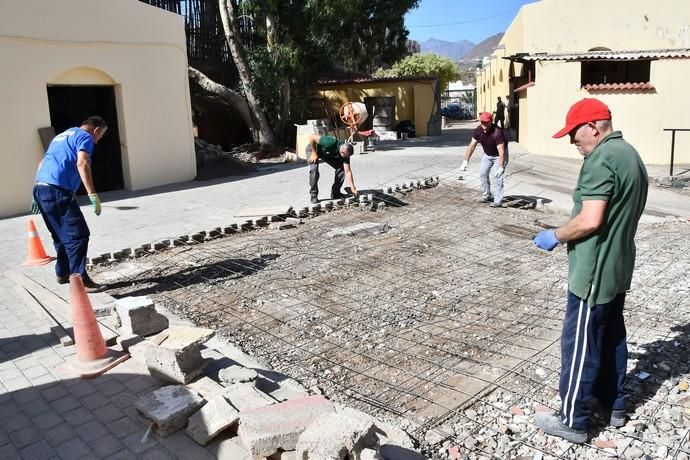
[23,219,56,266]
[67,274,128,378]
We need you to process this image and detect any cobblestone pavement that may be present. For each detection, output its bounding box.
[0,123,688,459]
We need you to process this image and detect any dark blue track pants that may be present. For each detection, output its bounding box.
[559,290,627,430]
[33,184,90,281]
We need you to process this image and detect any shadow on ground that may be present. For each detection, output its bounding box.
[104,254,280,298]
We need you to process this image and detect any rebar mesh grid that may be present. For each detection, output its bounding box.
[98,181,690,459]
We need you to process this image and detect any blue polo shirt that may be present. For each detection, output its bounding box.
[35,127,94,192]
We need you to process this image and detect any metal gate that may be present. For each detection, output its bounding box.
[441,89,476,120]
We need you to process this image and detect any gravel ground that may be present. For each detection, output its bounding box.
[94,180,690,460]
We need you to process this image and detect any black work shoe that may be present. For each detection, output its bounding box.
[588,398,626,428]
[610,409,626,428]
[310,196,319,204]
[490,202,503,208]
[82,278,105,293]
[479,197,494,203]
[533,412,588,444]
[331,192,347,200]
[57,275,69,285]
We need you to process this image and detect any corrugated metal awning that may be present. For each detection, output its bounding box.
[505,48,690,62]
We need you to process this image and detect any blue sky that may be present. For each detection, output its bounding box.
[405,0,538,44]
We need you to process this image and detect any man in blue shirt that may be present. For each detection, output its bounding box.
[31,116,108,292]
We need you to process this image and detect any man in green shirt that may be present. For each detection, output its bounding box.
[307,134,358,204]
[532,98,648,443]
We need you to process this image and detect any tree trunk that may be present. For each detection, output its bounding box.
[218,0,276,145]
[265,12,290,140]
[188,66,257,141]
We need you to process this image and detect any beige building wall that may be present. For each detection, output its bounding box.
[0,0,195,217]
[299,79,439,157]
[477,0,690,165]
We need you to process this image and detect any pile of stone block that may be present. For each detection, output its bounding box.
[119,297,422,458]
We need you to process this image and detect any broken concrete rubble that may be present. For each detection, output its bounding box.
[145,326,215,384]
[219,366,258,384]
[295,412,380,460]
[135,385,205,437]
[239,395,335,458]
[186,394,239,445]
[114,296,169,336]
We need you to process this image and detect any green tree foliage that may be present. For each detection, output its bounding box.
[374,53,461,92]
[238,0,420,137]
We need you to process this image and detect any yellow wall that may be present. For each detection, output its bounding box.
[476,0,690,165]
[313,79,438,136]
[0,0,195,217]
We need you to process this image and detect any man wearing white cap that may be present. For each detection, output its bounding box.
[460,111,508,207]
[532,98,648,443]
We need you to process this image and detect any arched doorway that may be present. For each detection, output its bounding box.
[47,67,124,193]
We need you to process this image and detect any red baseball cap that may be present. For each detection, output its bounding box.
[479,112,492,123]
[553,98,611,138]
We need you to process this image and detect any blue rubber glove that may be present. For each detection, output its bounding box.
[88,193,101,216]
[533,229,560,251]
[30,199,40,215]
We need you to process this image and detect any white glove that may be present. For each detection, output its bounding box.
[460,160,469,171]
[495,166,505,178]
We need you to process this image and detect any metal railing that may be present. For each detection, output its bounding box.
[663,128,690,177]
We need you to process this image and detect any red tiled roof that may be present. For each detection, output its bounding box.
[583,82,655,91]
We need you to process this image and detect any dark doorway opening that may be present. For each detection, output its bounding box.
[46,85,124,194]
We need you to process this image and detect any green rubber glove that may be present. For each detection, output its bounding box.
[88,193,101,216]
[30,199,40,215]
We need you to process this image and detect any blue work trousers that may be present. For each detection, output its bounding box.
[559,290,627,430]
[33,184,90,280]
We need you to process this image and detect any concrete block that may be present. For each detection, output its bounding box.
[128,340,151,362]
[269,222,293,230]
[223,383,275,411]
[187,376,226,400]
[153,241,168,250]
[173,235,189,246]
[186,395,239,445]
[208,228,222,238]
[190,232,206,242]
[285,217,302,225]
[295,412,379,460]
[145,327,215,384]
[223,224,238,234]
[117,333,144,353]
[207,436,251,460]
[135,385,205,437]
[114,296,169,336]
[219,366,258,384]
[112,249,129,260]
[238,395,335,458]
